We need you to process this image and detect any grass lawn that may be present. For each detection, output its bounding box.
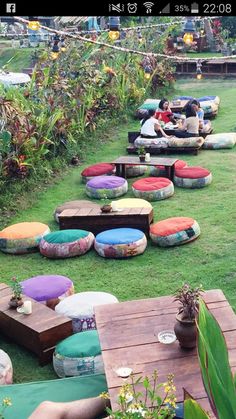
[0,48,35,71]
[1,78,236,383]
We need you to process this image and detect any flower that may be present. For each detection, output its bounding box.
[0,397,12,419]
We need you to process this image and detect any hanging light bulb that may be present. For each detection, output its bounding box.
[183,18,196,45]
[28,16,40,31]
[138,30,143,43]
[60,38,66,52]
[144,65,152,80]
[51,44,60,60]
[108,16,120,41]
[183,33,194,45]
[196,60,203,80]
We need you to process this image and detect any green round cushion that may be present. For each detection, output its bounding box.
[43,230,90,244]
[55,330,101,358]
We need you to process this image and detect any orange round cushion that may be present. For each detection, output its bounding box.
[175,167,210,179]
[150,217,195,237]
[0,222,49,240]
[132,177,171,192]
[81,163,115,177]
[156,160,187,171]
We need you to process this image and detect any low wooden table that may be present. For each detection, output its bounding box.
[0,283,73,366]
[111,156,178,180]
[95,290,236,415]
[59,207,154,237]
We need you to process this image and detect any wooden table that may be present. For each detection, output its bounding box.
[169,99,189,113]
[111,156,178,180]
[59,207,154,237]
[95,290,236,415]
[0,283,73,365]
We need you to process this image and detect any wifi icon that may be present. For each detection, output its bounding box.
[143,2,154,13]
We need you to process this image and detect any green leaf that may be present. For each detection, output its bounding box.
[184,399,210,418]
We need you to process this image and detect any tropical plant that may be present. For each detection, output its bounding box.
[173,283,204,321]
[137,146,146,156]
[9,276,23,299]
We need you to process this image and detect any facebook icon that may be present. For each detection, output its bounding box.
[6,3,16,13]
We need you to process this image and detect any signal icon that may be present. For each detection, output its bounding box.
[159,3,170,13]
[143,2,154,13]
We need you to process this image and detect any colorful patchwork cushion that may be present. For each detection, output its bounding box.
[126,165,147,178]
[132,177,174,201]
[150,159,187,177]
[138,99,160,111]
[81,163,115,183]
[203,133,236,149]
[150,217,200,247]
[0,222,50,254]
[199,100,218,115]
[168,136,204,148]
[55,291,118,333]
[86,176,128,199]
[0,350,13,385]
[198,95,220,105]
[115,198,153,209]
[134,136,169,148]
[54,200,100,223]
[95,228,147,258]
[21,275,74,303]
[174,166,212,188]
[53,330,104,378]
[39,230,94,258]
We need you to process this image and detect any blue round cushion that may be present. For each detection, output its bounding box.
[96,228,144,245]
[198,96,216,102]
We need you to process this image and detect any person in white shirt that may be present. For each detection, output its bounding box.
[140,109,170,139]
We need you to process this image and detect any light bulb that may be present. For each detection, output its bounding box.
[144,72,151,80]
[196,73,202,80]
[28,21,40,31]
[109,31,120,41]
[183,33,193,45]
[51,52,59,60]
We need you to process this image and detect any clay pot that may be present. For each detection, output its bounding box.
[101,204,112,213]
[174,313,197,349]
[139,155,146,162]
[8,297,24,309]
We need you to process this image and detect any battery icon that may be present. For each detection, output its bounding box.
[191,2,199,13]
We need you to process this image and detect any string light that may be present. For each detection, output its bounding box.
[196,60,203,80]
[51,34,60,60]
[144,65,152,80]
[28,16,40,31]
[183,18,196,45]
[108,17,120,41]
[60,37,66,52]
[183,33,194,45]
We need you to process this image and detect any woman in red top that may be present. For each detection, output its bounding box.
[155,98,176,124]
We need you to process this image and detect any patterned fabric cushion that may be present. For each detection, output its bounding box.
[168,136,204,148]
[53,330,104,378]
[39,230,94,258]
[198,95,220,105]
[126,165,147,178]
[54,200,100,223]
[199,100,218,114]
[95,228,147,258]
[115,198,152,209]
[150,217,201,247]
[150,159,187,177]
[55,291,118,333]
[0,222,50,254]
[21,275,74,303]
[86,176,128,199]
[174,166,212,188]
[203,133,236,149]
[138,99,161,111]
[81,163,115,183]
[134,136,169,148]
[0,350,13,385]
[132,177,174,201]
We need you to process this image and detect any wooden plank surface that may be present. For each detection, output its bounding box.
[95,289,233,415]
[112,156,178,166]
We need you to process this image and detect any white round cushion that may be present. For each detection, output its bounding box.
[203,133,236,149]
[0,350,13,385]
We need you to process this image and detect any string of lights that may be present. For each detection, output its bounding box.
[13,16,236,63]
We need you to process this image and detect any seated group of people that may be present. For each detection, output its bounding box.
[140,98,205,140]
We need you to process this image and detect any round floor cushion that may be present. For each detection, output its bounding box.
[53,330,104,378]
[115,198,153,209]
[150,159,187,177]
[0,222,50,254]
[174,167,212,189]
[54,200,100,223]
[55,291,118,333]
[21,275,74,305]
[132,177,174,201]
[95,228,147,258]
[86,176,128,199]
[81,163,115,183]
[125,165,147,178]
[0,350,13,385]
[203,133,236,149]
[150,217,201,247]
[39,230,94,259]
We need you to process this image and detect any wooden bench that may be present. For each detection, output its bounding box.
[59,207,154,237]
[0,283,73,366]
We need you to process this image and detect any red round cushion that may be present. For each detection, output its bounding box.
[156,160,187,171]
[81,163,115,177]
[132,177,172,191]
[150,217,195,237]
[175,166,210,179]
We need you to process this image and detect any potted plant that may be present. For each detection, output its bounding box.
[137,146,146,162]
[173,283,203,349]
[8,277,23,309]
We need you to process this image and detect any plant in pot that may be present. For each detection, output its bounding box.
[173,283,203,349]
[8,277,24,309]
[137,146,146,162]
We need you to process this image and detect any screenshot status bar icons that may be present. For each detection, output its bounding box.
[109,2,200,14]
[160,2,199,14]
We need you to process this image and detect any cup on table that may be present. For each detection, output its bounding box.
[145,153,151,162]
[111,201,118,212]
[23,300,32,315]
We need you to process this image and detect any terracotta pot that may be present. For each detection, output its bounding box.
[139,155,146,162]
[174,313,197,349]
[8,297,24,309]
[101,204,112,213]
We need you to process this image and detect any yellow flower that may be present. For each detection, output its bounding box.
[2,397,12,406]
[99,392,110,400]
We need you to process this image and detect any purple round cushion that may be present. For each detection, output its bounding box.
[21,275,73,301]
[87,176,126,189]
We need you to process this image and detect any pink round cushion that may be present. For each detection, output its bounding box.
[175,167,210,179]
[132,177,172,191]
[81,163,115,177]
[156,160,187,171]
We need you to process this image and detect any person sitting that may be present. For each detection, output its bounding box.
[140,109,170,139]
[189,99,204,130]
[173,106,199,138]
[154,98,176,124]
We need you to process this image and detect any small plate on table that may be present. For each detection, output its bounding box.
[16,306,25,314]
[157,330,176,344]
